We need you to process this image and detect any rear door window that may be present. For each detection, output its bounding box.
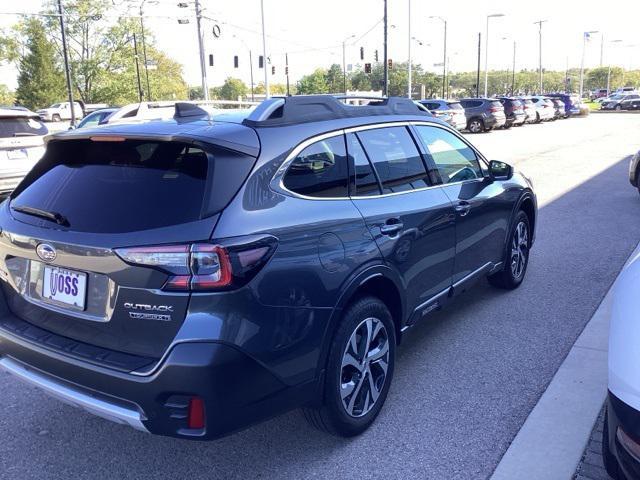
[0,117,48,137]
[282,135,348,198]
[11,139,253,233]
[356,126,430,193]
[346,133,380,197]
[414,126,483,184]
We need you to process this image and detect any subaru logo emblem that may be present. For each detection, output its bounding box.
[36,243,57,263]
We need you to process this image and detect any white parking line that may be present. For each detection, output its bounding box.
[490,241,640,480]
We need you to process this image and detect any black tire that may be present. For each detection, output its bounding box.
[503,123,512,130]
[302,296,396,437]
[603,407,622,479]
[468,118,484,133]
[535,112,541,124]
[488,210,531,290]
[615,104,622,111]
[52,114,61,122]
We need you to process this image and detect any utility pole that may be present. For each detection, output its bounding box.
[383,0,388,96]
[534,20,546,93]
[476,33,481,98]
[133,33,144,102]
[286,52,290,96]
[194,0,209,100]
[261,0,269,98]
[512,40,516,95]
[57,0,76,127]
[407,0,411,98]
[139,0,152,101]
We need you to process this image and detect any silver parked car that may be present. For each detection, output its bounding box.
[0,107,48,195]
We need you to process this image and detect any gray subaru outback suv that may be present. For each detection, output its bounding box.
[0,96,536,440]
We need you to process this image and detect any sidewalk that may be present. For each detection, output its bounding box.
[490,241,640,480]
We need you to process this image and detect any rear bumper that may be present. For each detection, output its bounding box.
[0,312,314,440]
[606,391,640,479]
[484,115,506,128]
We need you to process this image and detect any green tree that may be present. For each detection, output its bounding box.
[15,19,66,110]
[0,84,15,106]
[296,68,329,94]
[213,77,248,100]
[325,64,344,93]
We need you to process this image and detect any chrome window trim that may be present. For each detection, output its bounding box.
[270,120,490,202]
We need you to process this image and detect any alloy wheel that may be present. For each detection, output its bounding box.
[340,317,390,418]
[510,221,529,279]
[469,120,482,133]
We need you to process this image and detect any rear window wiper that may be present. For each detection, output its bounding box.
[11,205,70,227]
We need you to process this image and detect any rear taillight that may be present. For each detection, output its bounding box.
[489,106,502,112]
[115,235,277,292]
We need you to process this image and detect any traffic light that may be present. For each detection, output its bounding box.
[233,55,239,68]
[364,63,371,74]
[388,58,393,70]
[272,66,276,75]
[285,66,289,75]
[258,55,264,68]
[208,54,214,67]
[360,47,364,60]
[374,50,378,61]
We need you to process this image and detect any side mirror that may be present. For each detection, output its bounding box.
[489,160,513,180]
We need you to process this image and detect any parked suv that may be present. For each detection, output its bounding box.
[459,98,507,133]
[0,107,48,195]
[0,96,537,440]
[601,94,640,110]
[419,99,466,131]
[496,97,526,128]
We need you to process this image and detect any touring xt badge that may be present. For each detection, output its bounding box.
[124,302,173,322]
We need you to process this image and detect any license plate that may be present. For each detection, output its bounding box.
[7,149,28,160]
[42,266,87,310]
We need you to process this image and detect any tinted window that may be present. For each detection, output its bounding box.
[0,116,48,137]
[283,135,348,198]
[490,101,503,109]
[424,102,440,110]
[447,102,463,110]
[357,126,429,193]
[12,140,222,233]
[414,126,483,184]
[346,133,380,196]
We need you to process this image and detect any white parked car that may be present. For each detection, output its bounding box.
[604,249,640,479]
[529,96,556,122]
[0,107,48,194]
[36,101,84,122]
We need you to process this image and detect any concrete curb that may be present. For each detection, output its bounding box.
[490,241,640,480]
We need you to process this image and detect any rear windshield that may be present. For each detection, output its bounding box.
[511,100,522,107]
[490,101,503,109]
[11,139,253,233]
[0,116,48,138]
[447,102,463,110]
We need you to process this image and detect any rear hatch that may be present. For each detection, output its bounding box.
[0,133,257,362]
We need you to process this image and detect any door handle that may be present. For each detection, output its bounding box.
[380,219,404,236]
[455,201,471,217]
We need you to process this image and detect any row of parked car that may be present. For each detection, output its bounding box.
[598,92,640,111]
[420,93,584,133]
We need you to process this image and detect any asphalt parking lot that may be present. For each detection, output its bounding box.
[2,113,640,480]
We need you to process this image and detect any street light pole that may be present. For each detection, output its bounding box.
[607,39,623,94]
[476,32,481,98]
[534,20,546,93]
[56,0,76,127]
[234,34,255,102]
[342,34,355,95]
[407,0,411,98]
[383,0,388,96]
[260,0,269,98]
[484,13,504,98]
[428,16,447,99]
